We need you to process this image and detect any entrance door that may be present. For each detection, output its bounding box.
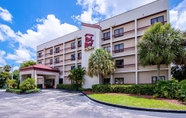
[44,79,55,88]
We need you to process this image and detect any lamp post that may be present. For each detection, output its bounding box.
[12,64,14,80]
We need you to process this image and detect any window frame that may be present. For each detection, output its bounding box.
[114,43,124,53]
[55,47,60,53]
[114,28,124,38]
[78,52,82,59]
[104,46,110,52]
[71,54,75,61]
[103,78,110,84]
[50,49,53,55]
[103,32,110,40]
[55,57,60,63]
[78,40,82,47]
[71,66,75,70]
[115,78,124,84]
[50,59,53,65]
[151,16,164,25]
[115,59,124,68]
[71,42,76,49]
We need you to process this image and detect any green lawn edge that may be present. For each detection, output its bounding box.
[89,94,186,110]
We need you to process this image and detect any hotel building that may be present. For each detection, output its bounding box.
[20,0,170,88]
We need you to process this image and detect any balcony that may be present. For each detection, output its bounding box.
[77,56,82,60]
[78,44,82,47]
[55,49,63,54]
[102,36,110,41]
[113,48,124,53]
[38,55,43,58]
[54,60,63,64]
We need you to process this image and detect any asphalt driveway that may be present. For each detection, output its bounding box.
[0,89,186,118]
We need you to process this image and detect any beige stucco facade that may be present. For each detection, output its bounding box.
[36,0,170,88]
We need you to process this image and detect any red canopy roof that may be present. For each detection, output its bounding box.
[20,64,59,72]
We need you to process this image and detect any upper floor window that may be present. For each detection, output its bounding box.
[115,78,124,84]
[50,59,53,65]
[38,52,42,57]
[38,61,42,64]
[103,32,110,40]
[116,59,124,68]
[71,42,76,49]
[104,46,110,52]
[78,65,81,68]
[78,40,82,47]
[114,43,124,53]
[151,16,164,25]
[71,66,75,70]
[55,47,60,53]
[78,52,82,59]
[71,54,75,61]
[55,57,60,63]
[114,28,123,38]
[50,49,53,55]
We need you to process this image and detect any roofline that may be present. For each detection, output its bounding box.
[20,67,60,73]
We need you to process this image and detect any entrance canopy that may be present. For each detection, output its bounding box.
[20,64,60,88]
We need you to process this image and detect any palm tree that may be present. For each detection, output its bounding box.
[88,48,116,83]
[68,67,86,89]
[138,22,184,80]
[3,65,11,72]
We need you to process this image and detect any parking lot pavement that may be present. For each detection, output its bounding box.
[0,89,186,118]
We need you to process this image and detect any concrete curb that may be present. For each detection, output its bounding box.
[82,92,186,113]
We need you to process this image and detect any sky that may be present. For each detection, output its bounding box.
[0,0,185,70]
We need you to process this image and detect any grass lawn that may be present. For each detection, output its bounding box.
[89,94,186,110]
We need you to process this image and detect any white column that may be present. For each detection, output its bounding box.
[35,69,37,85]
[75,37,78,67]
[62,43,65,84]
[52,46,54,67]
[55,74,59,88]
[135,19,138,84]
[43,49,46,65]
[110,26,114,84]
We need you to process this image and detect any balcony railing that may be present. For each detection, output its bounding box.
[54,60,63,64]
[77,56,82,60]
[112,29,135,38]
[113,46,135,53]
[137,21,167,31]
[116,63,135,68]
[78,44,82,47]
[38,55,43,58]
[102,36,110,41]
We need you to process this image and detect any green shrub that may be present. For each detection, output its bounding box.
[176,80,186,102]
[6,88,22,93]
[7,79,18,89]
[19,78,36,91]
[153,79,179,99]
[25,88,41,94]
[57,84,77,90]
[78,88,92,91]
[92,84,155,95]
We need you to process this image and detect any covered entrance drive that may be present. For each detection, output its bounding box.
[20,64,60,88]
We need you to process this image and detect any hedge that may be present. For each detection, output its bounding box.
[57,84,77,90]
[6,88,40,94]
[92,84,155,95]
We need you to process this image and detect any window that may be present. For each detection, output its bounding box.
[71,42,76,49]
[78,40,82,47]
[114,43,124,53]
[152,76,165,83]
[59,78,63,84]
[115,78,124,84]
[71,54,75,61]
[104,46,110,52]
[151,16,164,25]
[55,47,60,53]
[103,78,110,84]
[116,59,124,68]
[78,65,81,68]
[50,49,53,55]
[50,59,53,65]
[55,57,60,63]
[78,52,81,59]
[38,52,42,57]
[114,28,123,38]
[71,66,75,70]
[38,61,42,64]
[103,32,110,40]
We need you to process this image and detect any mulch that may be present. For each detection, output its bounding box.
[82,90,185,106]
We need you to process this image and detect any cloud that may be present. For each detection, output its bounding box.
[0,7,12,22]
[73,0,155,23]
[170,0,186,31]
[0,14,78,64]
[0,50,6,66]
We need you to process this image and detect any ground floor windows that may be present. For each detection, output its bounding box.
[116,59,124,68]
[152,76,165,83]
[59,78,63,84]
[103,78,110,84]
[115,78,124,84]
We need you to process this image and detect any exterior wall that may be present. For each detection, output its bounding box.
[36,0,169,88]
[138,70,168,84]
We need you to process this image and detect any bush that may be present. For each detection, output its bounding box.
[176,80,186,102]
[57,84,77,91]
[19,78,36,91]
[6,88,22,93]
[25,88,41,94]
[7,79,18,89]
[78,88,92,92]
[92,84,155,95]
[153,79,179,99]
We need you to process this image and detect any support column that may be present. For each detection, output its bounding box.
[55,74,59,88]
[62,43,65,84]
[75,37,78,67]
[52,46,54,68]
[135,19,138,84]
[110,25,114,84]
[35,69,37,85]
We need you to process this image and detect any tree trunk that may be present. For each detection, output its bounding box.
[157,64,160,80]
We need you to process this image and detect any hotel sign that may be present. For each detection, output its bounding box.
[84,33,94,51]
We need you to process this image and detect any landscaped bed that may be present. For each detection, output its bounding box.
[6,88,41,94]
[85,92,186,110]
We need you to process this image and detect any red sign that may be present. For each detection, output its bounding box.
[84,34,94,48]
